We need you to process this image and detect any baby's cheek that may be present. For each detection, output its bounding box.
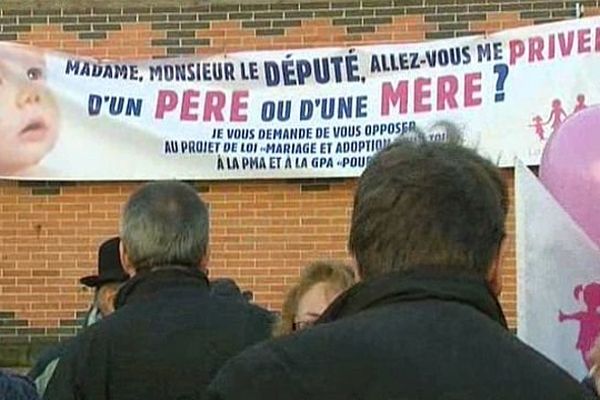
[0,102,12,122]
[0,82,20,109]
[40,89,59,120]
[0,91,24,139]
[0,120,17,147]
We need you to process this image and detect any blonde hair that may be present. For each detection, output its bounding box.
[273,261,356,337]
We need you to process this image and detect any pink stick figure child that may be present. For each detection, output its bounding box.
[546,99,568,133]
[529,116,546,141]
[559,283,600,369]
[574,94,587,114]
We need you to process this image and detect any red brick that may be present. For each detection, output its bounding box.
[30,320,56,328]
[2,286,32,294]
[212,21,241,30]
[32,24,60,32]
[472,21,503,32]
[502,21,533,30]
[488,12,519,22]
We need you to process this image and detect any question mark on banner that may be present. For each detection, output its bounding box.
[493,63,509,102]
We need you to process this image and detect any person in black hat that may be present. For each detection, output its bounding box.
[79,237,129,325]
[28,237,128,398]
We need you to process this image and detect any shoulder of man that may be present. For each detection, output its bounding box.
[207,296,275,345]
[502,333,596,398]
[28,341,67,380]
[206,338,306,400]
[43,321,110,400]
[0,372,39,400]
[245,302,277,327]
[581,376,598,397]
[33,358,59,398]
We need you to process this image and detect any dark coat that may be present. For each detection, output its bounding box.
[208,269,594,400]
[28,343,64,383]
[0,371,39,400]
[582,376,599,397]
[29,305,101,397]
[44,267,273,400]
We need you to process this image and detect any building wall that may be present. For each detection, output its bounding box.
[0,0,592,365]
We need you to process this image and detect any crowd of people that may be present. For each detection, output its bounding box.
[2,132,600,399]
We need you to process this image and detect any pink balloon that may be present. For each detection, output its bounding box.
[540,105,600,249]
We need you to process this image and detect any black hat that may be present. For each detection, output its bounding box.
[80,237,129,288]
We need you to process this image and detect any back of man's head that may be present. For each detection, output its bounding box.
[120,181,209,272]
[349,133,508,281]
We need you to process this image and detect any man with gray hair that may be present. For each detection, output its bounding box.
[45,181,273,400]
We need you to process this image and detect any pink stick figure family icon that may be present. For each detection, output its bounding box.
[530,95,587,141]
[559,282,600,369]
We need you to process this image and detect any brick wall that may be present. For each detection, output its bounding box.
[0,0,591,365]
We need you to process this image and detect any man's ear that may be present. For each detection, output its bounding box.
[106,289,117,309]
[198,246,209,274]
[349,254,361,283]
[119,241,136,277]
[487,237,507,297]
[100,286,119,317]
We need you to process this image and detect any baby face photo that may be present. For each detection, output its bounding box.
[0,44,59,175]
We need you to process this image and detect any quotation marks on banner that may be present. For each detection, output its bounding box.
[493,63,509,102]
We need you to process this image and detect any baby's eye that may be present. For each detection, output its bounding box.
[27,67,43,80]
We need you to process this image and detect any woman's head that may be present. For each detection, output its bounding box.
[274,261,356,337]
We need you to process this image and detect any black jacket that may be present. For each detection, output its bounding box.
[29,305,103,397]
[208,269,594,400]
[44,267,273,400]
[0,372,39,400]
[583,376,599,397]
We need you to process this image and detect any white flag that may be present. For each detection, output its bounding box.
[516,160,600,380]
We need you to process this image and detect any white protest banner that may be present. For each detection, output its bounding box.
[516,160,600,380]
[2,17,600,180]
